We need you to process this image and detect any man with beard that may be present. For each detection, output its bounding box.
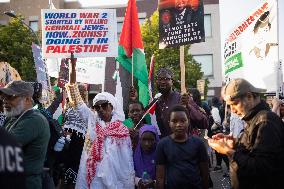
[208,79,284,189]
[0,80,50,189]
[155,68,208,137]
[174,0,193,25]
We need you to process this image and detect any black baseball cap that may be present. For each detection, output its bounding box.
[0,80,34,97]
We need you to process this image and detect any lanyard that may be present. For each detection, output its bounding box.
[7,109,33,133]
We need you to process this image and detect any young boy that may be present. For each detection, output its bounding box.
[126,100,145,149]
[156,105,209,189]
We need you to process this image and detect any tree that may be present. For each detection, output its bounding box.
[0,16,38,81]
[141,10,205,91]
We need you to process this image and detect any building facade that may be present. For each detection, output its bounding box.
[0,0,81,29]
[190,0,222,98]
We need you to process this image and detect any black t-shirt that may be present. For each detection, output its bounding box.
[0,128,25,189]
[156,135,208,189]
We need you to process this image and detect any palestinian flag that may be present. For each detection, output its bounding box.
[115,0,149,107]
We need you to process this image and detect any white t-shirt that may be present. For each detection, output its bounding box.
[211,106,221,124]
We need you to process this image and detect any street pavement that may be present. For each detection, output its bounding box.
[209,151,231,189]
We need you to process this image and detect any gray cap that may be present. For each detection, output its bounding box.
[0,80,34,97]
[223,78,266,102]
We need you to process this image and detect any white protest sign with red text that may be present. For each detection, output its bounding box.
[223,0,278,92]
[41,9,118,58]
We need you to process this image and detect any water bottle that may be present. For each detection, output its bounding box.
[65,135,71,143]
[141,171,153,189]
[54,136,65,152]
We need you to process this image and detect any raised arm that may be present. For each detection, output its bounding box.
[46,90,62,115]
[70,52,76,84]
[65,53,95,124]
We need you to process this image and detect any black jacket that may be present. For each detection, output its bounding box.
[231,101,284,189]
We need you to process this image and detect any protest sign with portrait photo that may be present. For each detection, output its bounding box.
[159,0,205,49]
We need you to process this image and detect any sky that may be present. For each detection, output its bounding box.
[0,0,128,7]
[66,0,128,7]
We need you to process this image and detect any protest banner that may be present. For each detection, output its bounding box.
[31,43,50,102]
[223,0,278,92]
[41,9,118,58]
[158,0,205,49]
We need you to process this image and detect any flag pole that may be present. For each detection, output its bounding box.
[276,0,281,98]
[180,45,186,94]
[132,54,134,86]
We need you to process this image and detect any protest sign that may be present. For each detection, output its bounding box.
[31,43,50,102]
[32,43,50,90]
[0,62,21,87]
[223,0,278,92]
[41,9,118,58]
[75,57,106,84]
[45,57,106,85]
[45,58,60,78]
[159,0,205,49]
[197,79,205,100]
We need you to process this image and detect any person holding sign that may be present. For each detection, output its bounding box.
[65,55,134,189]
[154,68,208,137]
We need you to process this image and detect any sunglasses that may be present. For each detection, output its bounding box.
[93,102,110,111]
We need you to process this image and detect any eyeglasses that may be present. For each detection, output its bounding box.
[93,102,110,111]
[157,77,171,81]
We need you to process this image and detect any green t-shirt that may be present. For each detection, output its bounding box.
[5,109,50,175]
[123,114,152,129]
[123,118,134,128]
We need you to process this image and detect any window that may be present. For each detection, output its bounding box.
[204,14,212,37]
[139,18,145,25]
[29,20,38,32]
[193,54,213,77]
[117,17,145,37]
[117,21,123,36]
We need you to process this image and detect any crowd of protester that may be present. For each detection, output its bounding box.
[1,65,284,189]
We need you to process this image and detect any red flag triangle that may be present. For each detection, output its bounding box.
[119,0,144,57]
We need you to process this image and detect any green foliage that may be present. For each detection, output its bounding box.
[0,16,38,81]
[141,10,204,91]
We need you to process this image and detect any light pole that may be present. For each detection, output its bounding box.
[4,11,41,46]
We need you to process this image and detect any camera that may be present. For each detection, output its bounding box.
[30,82,43,104]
